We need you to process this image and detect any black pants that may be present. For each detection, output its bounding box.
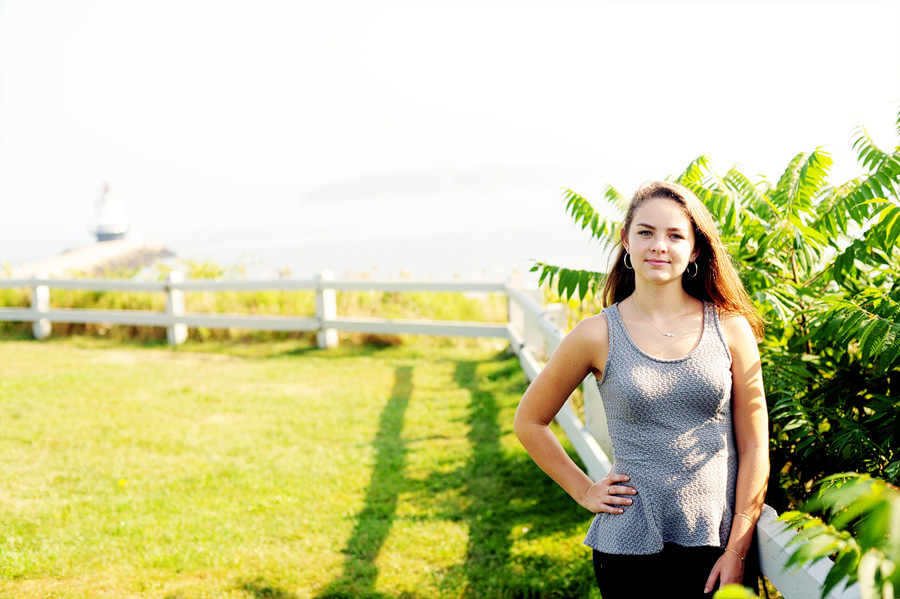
[592,542,759,599]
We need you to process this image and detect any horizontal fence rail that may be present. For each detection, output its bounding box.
[0,278,508,293]
[0,307,321,331]
[0,273,859,599]
[0,273,510,345]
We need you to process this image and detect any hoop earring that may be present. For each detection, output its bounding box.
[623,252,633,270]
[686,261,698,278]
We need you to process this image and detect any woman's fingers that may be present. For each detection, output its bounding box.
[583,474,638,513]
[704,553,743,594]
[584,482,624,514]
[604,489,634,505]
[605,484,637,498]
[603,474,637,501]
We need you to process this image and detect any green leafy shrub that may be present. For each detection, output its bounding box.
[779,474,899,599]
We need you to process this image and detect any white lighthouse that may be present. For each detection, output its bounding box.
[4,183,174,278]
[93,182,129,242]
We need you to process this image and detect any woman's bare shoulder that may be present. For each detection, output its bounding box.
[718,311,759,357]
[571,311,609,339]
[719,311,754,338]
[556,312,610,376]
[551,311,609,353]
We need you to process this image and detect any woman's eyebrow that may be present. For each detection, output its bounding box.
[634,222,688,232]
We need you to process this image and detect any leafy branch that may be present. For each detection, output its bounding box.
[779,474,900,599]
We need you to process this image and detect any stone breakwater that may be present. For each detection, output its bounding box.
[3,239,174,278]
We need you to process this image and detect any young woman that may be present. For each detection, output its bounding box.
[514,181,768,598]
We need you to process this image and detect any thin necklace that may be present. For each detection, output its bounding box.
[631,297,689,338]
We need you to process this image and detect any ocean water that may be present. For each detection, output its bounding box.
[1,177,619,283]
[158,187,614,282]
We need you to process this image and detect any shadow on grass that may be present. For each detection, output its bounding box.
[450,358,594,598]
[315,353,594,599]
[239,579,301,599]
[316,365,414,599]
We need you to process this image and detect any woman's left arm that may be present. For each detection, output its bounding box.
[705,314,770,593]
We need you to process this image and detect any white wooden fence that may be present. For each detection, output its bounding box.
[0,274,860,599]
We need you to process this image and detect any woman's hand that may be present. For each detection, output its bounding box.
[703,549,745,594]
[579,474,636,513]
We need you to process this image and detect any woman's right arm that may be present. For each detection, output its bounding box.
[513,315,635,514]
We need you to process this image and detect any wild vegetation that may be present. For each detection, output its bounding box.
[534,107,900,598]
[0,259,507,344]
[780,474,898,599]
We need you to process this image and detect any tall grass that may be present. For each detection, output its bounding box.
[0,259,507,343]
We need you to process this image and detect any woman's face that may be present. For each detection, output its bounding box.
[622,197,698,284]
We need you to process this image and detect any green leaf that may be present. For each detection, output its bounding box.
[713,584,760,599]
[561,188,624,248]
[852,124,895,173]
[603,184,630,213]
[878,203,900,248]
[786,534,841,569]
[821,549,860,597]
[677,155,713,186]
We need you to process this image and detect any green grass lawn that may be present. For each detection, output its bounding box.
[0,337,598,599]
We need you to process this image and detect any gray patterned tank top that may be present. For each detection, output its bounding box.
[583,300,737,554]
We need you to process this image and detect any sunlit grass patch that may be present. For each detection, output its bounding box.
[1,338,597,599]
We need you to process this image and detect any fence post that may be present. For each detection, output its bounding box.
[316,270,338,349]
[522,287,544,360]
[31,273,51,340]
[506,273,524,342]
[582,379,614,461]
[165,272,187,346]
[542,302,567,356]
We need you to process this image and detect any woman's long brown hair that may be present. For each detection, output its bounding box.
[602,180,764,340]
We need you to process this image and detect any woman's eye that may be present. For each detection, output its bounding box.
[638,231,651,236]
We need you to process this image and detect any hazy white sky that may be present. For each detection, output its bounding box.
[1,0,898,267]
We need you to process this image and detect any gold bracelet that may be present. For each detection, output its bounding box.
[725,547,744,564]
[724,547,745,563]
[735,512,757,525]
